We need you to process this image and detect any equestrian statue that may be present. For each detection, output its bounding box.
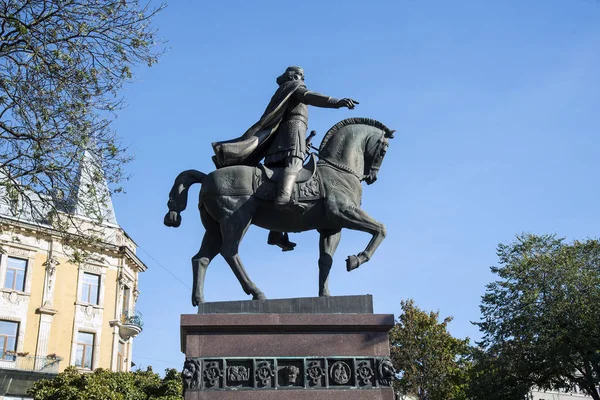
[164,66,395,305]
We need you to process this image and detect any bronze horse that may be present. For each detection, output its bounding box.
[164,117,394,305]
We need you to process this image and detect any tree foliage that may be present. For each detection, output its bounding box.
[467,346,531,400]
[28,366,183,400]
[389,299,472,400]
[474,234,600,400]
[0,0,164,238]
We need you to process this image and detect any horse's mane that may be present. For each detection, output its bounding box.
[318,117,392,153]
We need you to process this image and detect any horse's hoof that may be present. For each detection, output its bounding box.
[346,255,360,272]
[164,211,181,227]
[192,296,204,306]
[252,292,267,300]
[319,290,331,297]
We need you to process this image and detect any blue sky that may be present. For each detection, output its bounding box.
[109,0,600,372]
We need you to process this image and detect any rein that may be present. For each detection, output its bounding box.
[317,157,365,181]
[309,123,386,182]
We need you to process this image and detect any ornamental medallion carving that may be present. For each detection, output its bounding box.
[203,361,222,387]
[330,361,351,385]
[2,291,23,305]
[307,361,324,385]
[227,366,250,382]
[255,361,274,387]
[356,360,374,385]
[182,359,201,389]
[377,357,395,386]
[84,305,96,318]
[283,365,300,384]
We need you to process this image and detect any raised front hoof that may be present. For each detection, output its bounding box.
[164,211,181,227]
[346,255,360,272]
[252,292,267,301]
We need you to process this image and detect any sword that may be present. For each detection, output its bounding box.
[306,130,318,151]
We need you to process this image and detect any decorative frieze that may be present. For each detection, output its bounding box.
[5,246,34,258]
[2,290,26,305]
[0,289,30,319]
[182,356,394,391]
[80,263,104,274]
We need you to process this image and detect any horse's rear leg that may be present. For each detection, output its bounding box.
[318,229,341,297]
[191,207,222,306]
[330,204,386,271]
[219,208,266,301]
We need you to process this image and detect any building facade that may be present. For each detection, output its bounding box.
[531,388,593,399]
[0,151,146,399]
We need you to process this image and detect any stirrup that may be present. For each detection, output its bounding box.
[275,199,308,213]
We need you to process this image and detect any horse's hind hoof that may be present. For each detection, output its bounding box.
[346,255,360,272]
[192,296,204,307]
[252,292,267,301]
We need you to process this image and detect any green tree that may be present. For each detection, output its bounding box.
[474,234,600,400]
[28,366,183,400]
[0,0,164,252]
[389,299,472,400]
[467,346,531,400]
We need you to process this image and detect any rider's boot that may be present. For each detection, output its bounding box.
[267,231,297,252]
[274,170,307,212]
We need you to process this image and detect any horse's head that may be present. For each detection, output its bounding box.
[363,128,395,185]
[319,118,394,183]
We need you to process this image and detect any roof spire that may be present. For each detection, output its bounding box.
[68,147,117,225]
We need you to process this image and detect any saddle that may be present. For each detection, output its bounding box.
[254,154,324,202]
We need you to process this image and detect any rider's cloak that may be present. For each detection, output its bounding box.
[211,79,305,168]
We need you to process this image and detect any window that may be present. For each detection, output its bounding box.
[4,257,27,291]
[75,332,94,369]
[80,273,100,305]
[0,320,19,361]
[117,341,125,372]
[122,286,131,316]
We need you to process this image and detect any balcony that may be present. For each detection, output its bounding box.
[0,353,62,373]
[110,310,143,340]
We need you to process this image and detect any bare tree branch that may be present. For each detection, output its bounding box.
[0,0,165,258]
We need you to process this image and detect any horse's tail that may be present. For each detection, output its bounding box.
[164,169,207,228]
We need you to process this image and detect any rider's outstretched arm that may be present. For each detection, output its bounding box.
[301,90,341,108]
[300,90,359,110]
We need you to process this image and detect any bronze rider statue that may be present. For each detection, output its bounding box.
[212,66,358,250]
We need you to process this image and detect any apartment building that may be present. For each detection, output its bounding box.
[0,151,146,399]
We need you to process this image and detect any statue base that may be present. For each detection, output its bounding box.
[180,295,395,399]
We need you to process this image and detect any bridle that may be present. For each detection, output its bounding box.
[315,134,387,182]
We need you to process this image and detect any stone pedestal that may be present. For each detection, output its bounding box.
[180,295,395,399]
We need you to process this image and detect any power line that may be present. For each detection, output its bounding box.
[137,245,191,290]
